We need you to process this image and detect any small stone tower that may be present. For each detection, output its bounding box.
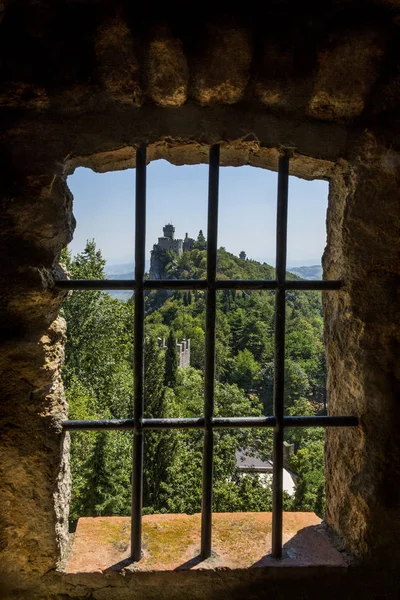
[163,223,175,239]
[183,232,195,251]
[150,223,184,278]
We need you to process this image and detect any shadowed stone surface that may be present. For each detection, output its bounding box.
[191,25,252,105]
[323,134,400,564]
[309,29,388,121]
[94,16,142,106]
[147,26,188,107]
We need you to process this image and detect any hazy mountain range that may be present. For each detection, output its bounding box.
[104,264,138,301]
[287,265,322,280]
[105,262,323,280]
[105,262,149,278]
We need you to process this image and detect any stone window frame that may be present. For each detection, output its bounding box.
[2,126,398,598]
[56,142,358,563]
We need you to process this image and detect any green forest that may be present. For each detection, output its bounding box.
[61,235,326,525]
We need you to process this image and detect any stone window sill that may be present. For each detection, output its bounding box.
[64,512,347,575]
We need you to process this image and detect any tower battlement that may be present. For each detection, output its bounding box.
[163,223,175,239]
[158,337,190,368]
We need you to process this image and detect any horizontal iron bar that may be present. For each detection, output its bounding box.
[213,417,276,428]
[284,416,359,427]
[61,418,204,430]
[146,280,207,290]
[61,415,358,431]
[284,280,342,291]
[55,279,136,290]
[144,418,205,429]
[62,418,135,430]
[55,279,343,292]
[215,280,276,290]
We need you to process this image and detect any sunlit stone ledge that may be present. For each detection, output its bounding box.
[65,512,346,574]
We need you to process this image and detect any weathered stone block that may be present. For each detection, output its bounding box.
[147,27,188,107]
[309,30,386,121]
[191,25,252,105]
[254,41,313,115]
[94,17,142,106]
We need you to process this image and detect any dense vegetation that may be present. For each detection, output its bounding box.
[61,237,326,524]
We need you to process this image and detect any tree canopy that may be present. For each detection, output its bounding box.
[62,238,327,524]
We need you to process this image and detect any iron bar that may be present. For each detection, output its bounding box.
[212,416,275,428]
[145,279,207,290]
[62,415,358,431]
[213,280,277,290]
[55,279,136,290]
[55,278,342,292]
[63,419,135,430]
[272,154,289,560]
[143,417,205,429]
[61,418,205,431]
[131,144,146,562]
[201,144,219,559]
[284,415,359,427]
[284,280,342,291]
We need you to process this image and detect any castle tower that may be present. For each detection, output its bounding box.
[150,223,184,278]
[163,223,175,239]
[183,232,195,251]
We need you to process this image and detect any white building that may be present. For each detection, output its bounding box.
[235,449,296,497]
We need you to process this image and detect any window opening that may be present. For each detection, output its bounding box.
[58,145,358,562]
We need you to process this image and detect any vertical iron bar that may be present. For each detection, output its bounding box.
[201,144,220,559]
[131,144,146,561]
[272,154,289,559]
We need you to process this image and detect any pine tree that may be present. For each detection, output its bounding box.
[195,229,207,250]
[83,432,110,516]
[164,329,178,388]
[143,337,176,510]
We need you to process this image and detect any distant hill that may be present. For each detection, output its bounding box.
[106,290,133,301]
[104,265,133,301]
[287,265,322,280]
[105,261,150,278]
[105,262,149,300]
[107,271,134,280]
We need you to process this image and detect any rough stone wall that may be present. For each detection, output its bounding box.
[157,237,183,255]
[0,0,400,597]
[323,134,400,565]
[0,173,74,583]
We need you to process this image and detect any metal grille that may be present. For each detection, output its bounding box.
[58,144,358,561]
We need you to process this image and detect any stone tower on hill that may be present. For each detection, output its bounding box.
[157,223,183,254]
[150,224,195,279]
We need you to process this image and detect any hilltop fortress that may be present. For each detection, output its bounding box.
[150,224,195,279]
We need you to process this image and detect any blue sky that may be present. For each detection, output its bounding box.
[67,160,329,268]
